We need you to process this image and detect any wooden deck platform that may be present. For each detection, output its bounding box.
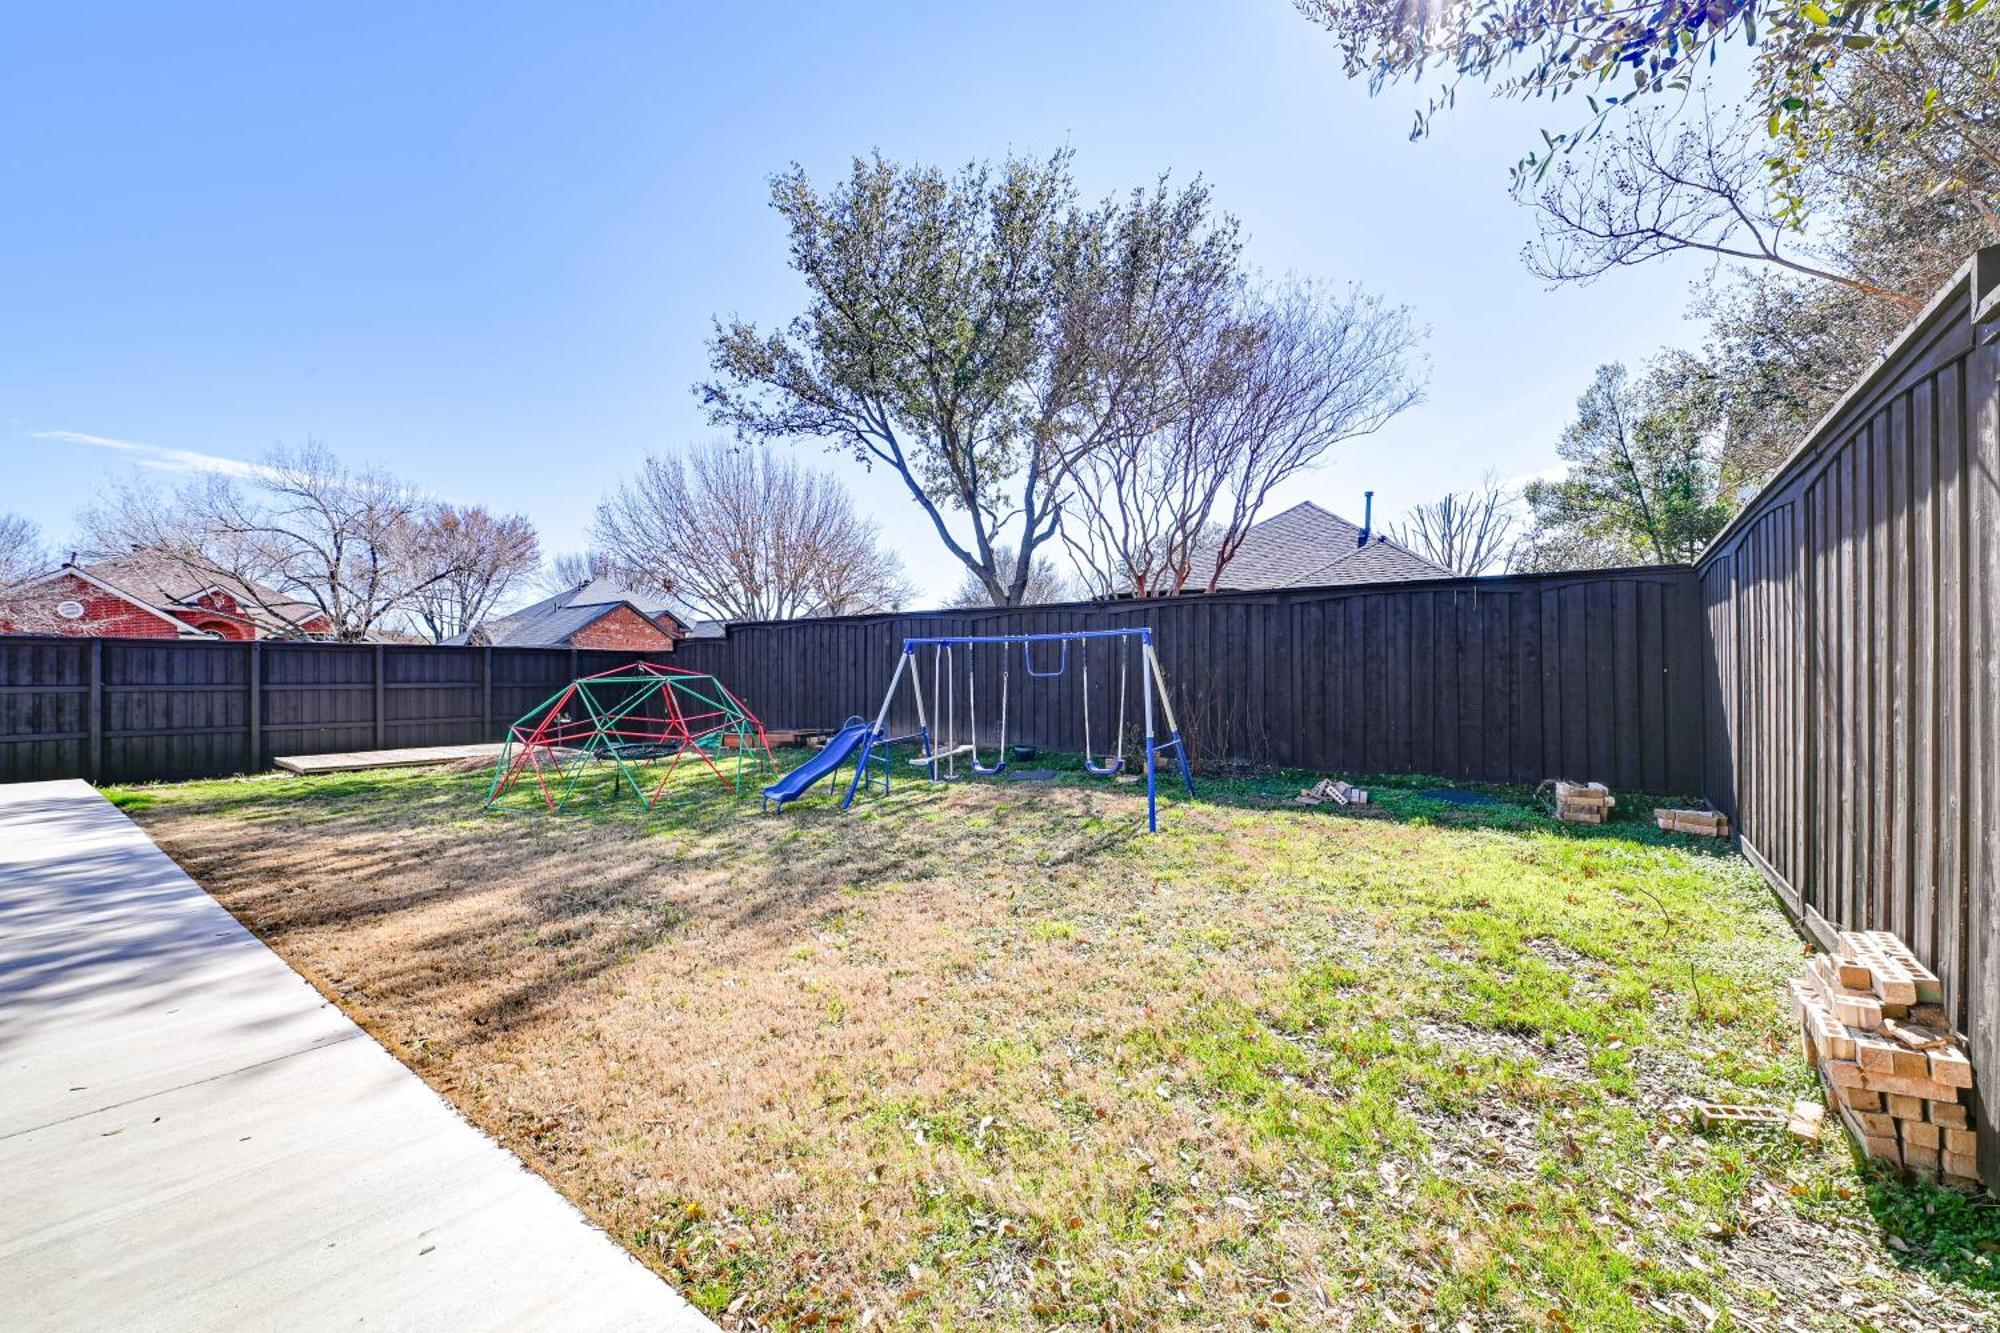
[273,742,503,775]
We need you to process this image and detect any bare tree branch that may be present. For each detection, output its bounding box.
[77,440,454,640]
[1525,96,1921,308]
[1063,279,1424,597]
[594,441,912,622]
[404,505,541,642]
[1390,474,1522,576]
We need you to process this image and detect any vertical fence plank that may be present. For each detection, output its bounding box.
[247,642,262,772]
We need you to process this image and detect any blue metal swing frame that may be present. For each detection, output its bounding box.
[840,627,1195,831]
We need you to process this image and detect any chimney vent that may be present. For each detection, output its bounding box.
[1357,492,1374,548]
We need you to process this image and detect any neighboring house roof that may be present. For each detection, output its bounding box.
[80,551,333,635]
[1184,501,1451,592]
[562,577,694,626]
[4,552,336,639]
[452,578,692,648]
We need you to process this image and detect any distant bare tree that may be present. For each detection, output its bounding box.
[594,441,912,622]
[79,440,448,640]
[945,545,1074,608]
[1064,280,1424,595]
[539,550,615,594]
[1391,476,1521,576]
[0,513,60,632]
[405,505,541,642]
[0,513,44,586]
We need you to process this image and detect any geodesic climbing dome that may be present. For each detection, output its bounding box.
[485,662,772,811]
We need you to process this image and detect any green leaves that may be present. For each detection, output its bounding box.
[699,150,1251,606]
[1519,359,1738,570]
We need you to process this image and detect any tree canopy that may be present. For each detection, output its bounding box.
[1296,0,1994,223]
[699,150,1245,606]
[1518,360,1738,569]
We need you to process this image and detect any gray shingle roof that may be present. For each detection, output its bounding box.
[1291,537,1455,587]
[1186,501,1450,592]
[565,578,695,625]
[452,578,688,647]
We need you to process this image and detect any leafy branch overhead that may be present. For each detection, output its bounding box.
[1296,0,1993,221]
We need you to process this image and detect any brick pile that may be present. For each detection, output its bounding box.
[1789,930,1981,1189]
[1654,806,1730,837]
[1554,780,1613,824]
[1292,778,1368,807]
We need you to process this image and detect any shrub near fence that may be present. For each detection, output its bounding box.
[0,638,672,784]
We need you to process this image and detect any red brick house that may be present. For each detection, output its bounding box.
[449,578,693,652]
[0,553,336,640]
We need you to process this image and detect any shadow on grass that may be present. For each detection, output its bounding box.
[105,750,1738,1060]
[1859,1160,2000,1292]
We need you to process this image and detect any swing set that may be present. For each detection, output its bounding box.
[834,627,1194,831]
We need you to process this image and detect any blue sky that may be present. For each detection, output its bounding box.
[1,2,1727,604]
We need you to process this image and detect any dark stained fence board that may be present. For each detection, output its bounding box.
[0,640,674,784]
[646,567,1705,792]
[1696,246,2000,1184]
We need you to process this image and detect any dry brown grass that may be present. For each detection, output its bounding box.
[113,765,2000,1330]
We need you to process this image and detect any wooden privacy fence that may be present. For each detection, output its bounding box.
[0,639,670,784]
[671,565,1707,793]
[2,566,1707,793]
[1697,246,2000,1185]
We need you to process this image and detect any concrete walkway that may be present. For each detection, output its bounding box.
[0,780,713,1332]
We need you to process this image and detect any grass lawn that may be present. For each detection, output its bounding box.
[110,756,2000,1330]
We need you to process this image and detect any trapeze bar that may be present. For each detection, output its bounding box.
[900,627,1153,650]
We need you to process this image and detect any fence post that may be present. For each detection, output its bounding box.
[87,639,103,783]
[481,645,494,739]
[247,641,262,772]
[373,644,386,749]
[568,646,579,684]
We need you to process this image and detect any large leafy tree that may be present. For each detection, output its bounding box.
[1317,0,1997,492]
[699,151,1241,606]
[1517,359,1738,570]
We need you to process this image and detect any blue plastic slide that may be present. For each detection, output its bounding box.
[761,720,872,812]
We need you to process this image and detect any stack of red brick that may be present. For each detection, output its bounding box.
[1654,806,1729,837]
[1554,781,1613,824]
[1789,930,1980,1188]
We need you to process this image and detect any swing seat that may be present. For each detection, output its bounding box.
[1083,755,1124,777]
[970,753,1008,776]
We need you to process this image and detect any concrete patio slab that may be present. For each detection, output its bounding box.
[0,779,713,1332]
